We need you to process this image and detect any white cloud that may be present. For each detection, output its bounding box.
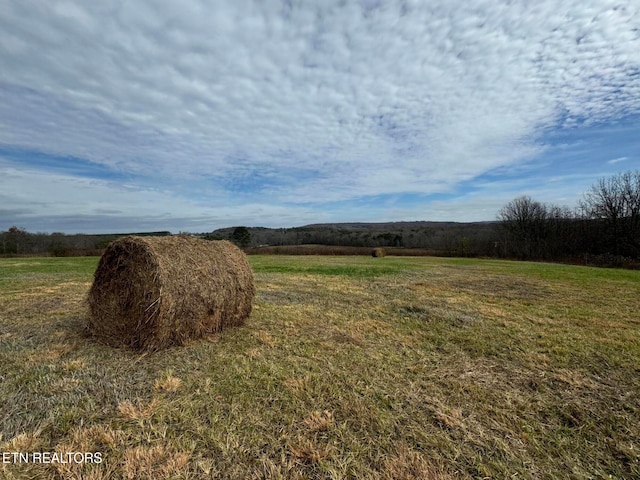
[608,156,628,164]
[0,0,639,230]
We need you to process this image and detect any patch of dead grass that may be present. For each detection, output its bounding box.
[283,375,313,396]
[433,407,465,431]
[289,437,334,464]
[117,399,159,421]
[154,374,183,393]
[52,425,124,480]
[1,430,44,451]
[302,410,334,432]
[254,329,278,346]
[122,444,190,480]
[380,445,453,480]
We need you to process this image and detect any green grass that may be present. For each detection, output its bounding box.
[0,257,97,291]
[1,255,639,479]
[251,255,415,277]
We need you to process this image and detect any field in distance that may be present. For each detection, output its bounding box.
[0,255,638,479]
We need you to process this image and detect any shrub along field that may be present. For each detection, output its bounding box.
[0,255,638,479]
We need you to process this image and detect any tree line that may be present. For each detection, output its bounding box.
[0,229,170,256]
[206,222,498,256]
[497,170,640,266]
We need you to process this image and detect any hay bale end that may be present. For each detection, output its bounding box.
[87,235,254,351]
[371,247,387,258]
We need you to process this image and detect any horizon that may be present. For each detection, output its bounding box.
[1,1,639,234]
[2,219,499,237]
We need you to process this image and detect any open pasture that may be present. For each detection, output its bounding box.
[0,255,638,479]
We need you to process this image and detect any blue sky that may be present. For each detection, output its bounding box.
[1,0,639,234]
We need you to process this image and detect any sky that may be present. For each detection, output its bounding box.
[1,0,639,234]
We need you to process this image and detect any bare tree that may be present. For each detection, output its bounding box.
[498,196,548,258]
[621,170,640,255]
[5,226,28,254]
[582,170,640,257]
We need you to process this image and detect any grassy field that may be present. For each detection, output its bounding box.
[0,255,638,479]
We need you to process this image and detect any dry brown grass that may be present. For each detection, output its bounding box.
[117,399,160,422]
[380,445,453,480]
[122,445,190,480]
[283,375,313,397]
[52,425,123,480]
[153,374,183,393]
[1,255,639,479]
[302,410,335,432]
[288,437,334,464]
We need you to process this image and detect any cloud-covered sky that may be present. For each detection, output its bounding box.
[1,0,639,233]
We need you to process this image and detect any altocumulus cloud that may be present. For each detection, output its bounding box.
[1,0,639,232]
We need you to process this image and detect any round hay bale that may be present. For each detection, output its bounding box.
[371,247,387,258]
[87,235,254,351]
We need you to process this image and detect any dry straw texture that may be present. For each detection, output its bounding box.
[371,247,387,258]
[87,236,254,351]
